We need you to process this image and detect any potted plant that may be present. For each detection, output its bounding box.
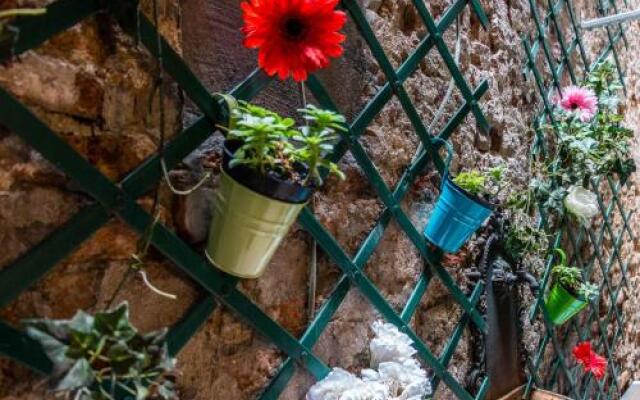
[206,101,345,278]
[23,303,176,400]
[545,248,597,325]
[424,156,505,253]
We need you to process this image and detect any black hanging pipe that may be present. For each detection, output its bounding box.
[480,217,539,399]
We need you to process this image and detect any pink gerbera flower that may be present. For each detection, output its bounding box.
[555,86,598,122]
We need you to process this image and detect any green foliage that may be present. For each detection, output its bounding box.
[294,105,347,185]
[551,249,597,300]
[553,107,635,185]
[504,210,548,261]
[529,176,568,218]
[24,303,176,400]
[452,165,505,199]
[530,60,635,222]
[226,101,346,186]
[227,102,297,176]
[452,171,485,195]
[586,60,622,99]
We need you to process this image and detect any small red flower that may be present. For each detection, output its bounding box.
[241,0,347,82]
[573,341,607,380]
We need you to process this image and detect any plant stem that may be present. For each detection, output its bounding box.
[0,8,46,19]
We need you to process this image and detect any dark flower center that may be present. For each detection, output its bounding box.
[570,103,579,110]
[282,16,307,41]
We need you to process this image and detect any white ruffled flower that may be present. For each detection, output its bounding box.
[306,368,388,400]
[307,321,432,400]
[369,321,417,367]
[564,186,599,224]
[373,359,431,400]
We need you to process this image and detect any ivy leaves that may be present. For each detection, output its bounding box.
[554,108,634,184]
[24,303,176,400]
[531,60,635,223]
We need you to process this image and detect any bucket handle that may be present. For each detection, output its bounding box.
[431,137,454,188]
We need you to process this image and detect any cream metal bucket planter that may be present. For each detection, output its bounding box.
[206,141,311,278]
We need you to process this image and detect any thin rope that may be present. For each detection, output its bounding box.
[107,0,180,308]
[0,8,46,19]
[160,158,211,196]
[412,14,462,163]
[152,8,209,196]
[301,81,317,322]
[139,270,177,300]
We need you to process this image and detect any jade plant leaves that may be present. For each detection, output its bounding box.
[225,101,346,186]
[23,302,176,400]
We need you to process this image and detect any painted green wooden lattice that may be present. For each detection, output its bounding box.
[0,0,491,398]
[0,0,632,399]
[521,0,632,399]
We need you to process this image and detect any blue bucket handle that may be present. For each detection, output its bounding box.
[431,137,454,189]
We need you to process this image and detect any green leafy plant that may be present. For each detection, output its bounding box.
[225,101,345,186]
[504,210,548,262]
[530,177,565,215]
[452,165,505,199]
[586,60,622,101]
[24,303,176,400]
[227,102,297,176]
[551,248,598,300]
[294,105,347,185]
[529,61,635,224]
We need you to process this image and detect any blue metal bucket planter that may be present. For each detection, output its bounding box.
[423,139,495,253]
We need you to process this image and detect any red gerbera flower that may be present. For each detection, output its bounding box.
[241,0,347,82]
[573,341,607,380]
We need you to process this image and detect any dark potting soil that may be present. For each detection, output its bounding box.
[222,140,313,204]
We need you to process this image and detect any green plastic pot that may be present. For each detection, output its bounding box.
[545,284,588,325]
[206,170,308,278]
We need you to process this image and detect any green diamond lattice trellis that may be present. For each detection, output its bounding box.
[0,0,492,399]
[521,0,633,399]
[0,0,633,399]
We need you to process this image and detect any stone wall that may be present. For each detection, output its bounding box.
[0,0,638,399]
[612,5,640,390]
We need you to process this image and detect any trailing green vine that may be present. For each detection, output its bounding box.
[530,60,635,224]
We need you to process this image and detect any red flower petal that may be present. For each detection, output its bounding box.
[240,0,346,81]
[573,341,592,364]
[573,341,607,380]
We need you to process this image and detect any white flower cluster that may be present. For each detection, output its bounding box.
[306,321,432,400]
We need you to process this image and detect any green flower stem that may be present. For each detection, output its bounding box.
[0,8,46,19]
